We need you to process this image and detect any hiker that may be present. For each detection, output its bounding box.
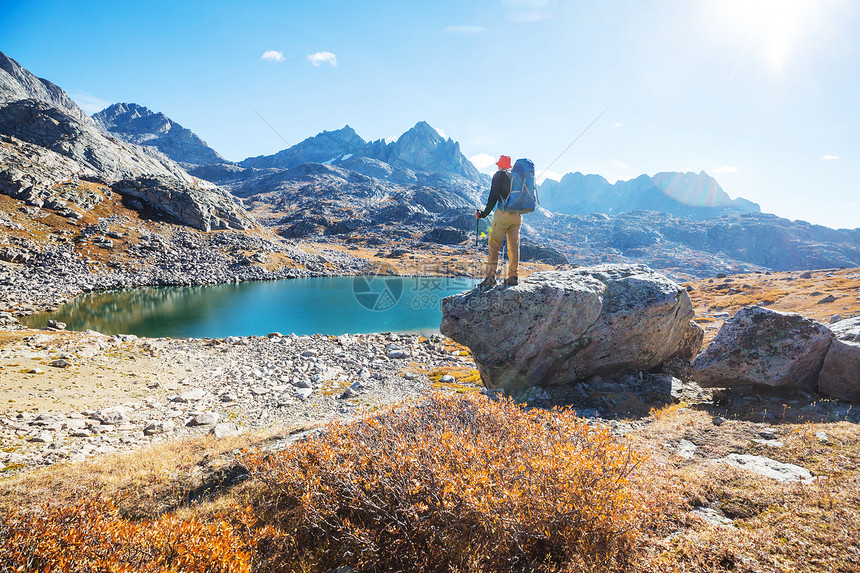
[475,154,520,287]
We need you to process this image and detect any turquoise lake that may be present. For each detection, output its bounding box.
[23,276,476,338]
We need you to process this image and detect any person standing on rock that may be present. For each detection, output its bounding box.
[476,155,520,287]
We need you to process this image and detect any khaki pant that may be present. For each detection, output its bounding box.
[485,209,522,279]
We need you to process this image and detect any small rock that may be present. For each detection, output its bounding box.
[27,368,45,374]
[339,387,358,399]
[143,420,175,436]
[95,406,129,425]
[250,386,270,396]
[29,431,53,443]
[830,315,843,324]
[690,506,735,527]
[716,454,813,483]
[174,388,207,403]
[815,431,829,443]
[758,428,778,440]
[50,359,71,368]
[439,374,455,383]
[293,387,313,401]
[211,423,242,439]
[46,320,67,330]
[818,294,837,304]
[712,416,727,426]
[387,348,408,359]
[220,392,238,402]
[676,439,698,459]
[188,412,219,427]
[301,349,318,358]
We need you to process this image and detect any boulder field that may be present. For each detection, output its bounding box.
[440,264,701,393]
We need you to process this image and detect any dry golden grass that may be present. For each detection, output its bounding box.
[1,394,859,572]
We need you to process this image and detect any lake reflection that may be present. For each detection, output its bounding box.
[24,275,475,338]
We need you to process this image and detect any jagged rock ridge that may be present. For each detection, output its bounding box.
[539,170,760,220]
[239,121,484,185]
[93,103,225,166]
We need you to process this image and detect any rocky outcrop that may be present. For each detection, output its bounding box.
[113,177,255,231]
[93,102,225,166]
[692,307,833,391]
[440,264,698,393]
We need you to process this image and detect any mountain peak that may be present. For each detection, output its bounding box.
[0,50,91,125]
[399,121,445,143]
[93,102,225,165]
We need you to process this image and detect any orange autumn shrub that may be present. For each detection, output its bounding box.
[0,497,259,572]
[245,393,644,572]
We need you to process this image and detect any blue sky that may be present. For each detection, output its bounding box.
[2,0,858,229]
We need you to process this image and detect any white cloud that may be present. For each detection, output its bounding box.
[469,153,498,173]
[307,51,338,67]
[712,166,738,174]
[613,122,623,128]
[261,50,285,62]
[820,154,841,161]
[435,127,447,139]
[68,92,113,114]
[444,25,487,34]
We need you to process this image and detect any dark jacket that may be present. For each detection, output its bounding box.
[478,170,512,219]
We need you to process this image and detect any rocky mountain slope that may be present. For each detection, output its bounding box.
[93,102,225,166]
[539,170,760,220]
[0,50,253,233]
[0,51,90,125]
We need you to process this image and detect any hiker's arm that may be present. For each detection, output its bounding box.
[478,172,504,218]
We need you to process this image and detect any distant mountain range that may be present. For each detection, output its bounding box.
[0,48,857,278]
[539,171,760,221]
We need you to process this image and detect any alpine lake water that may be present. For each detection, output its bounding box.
[22,275,476,338]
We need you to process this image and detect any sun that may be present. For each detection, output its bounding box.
[708,0,820,71]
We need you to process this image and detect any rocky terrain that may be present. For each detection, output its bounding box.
[0,328,479,473]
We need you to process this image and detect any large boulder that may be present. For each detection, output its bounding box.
[817,339,860,401]
[440,264,697,393]
[692,307,833,391]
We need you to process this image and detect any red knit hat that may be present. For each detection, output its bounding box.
[495,155,512,170]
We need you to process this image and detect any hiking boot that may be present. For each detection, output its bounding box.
[478,277,496,288]
[505,276,519,286]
